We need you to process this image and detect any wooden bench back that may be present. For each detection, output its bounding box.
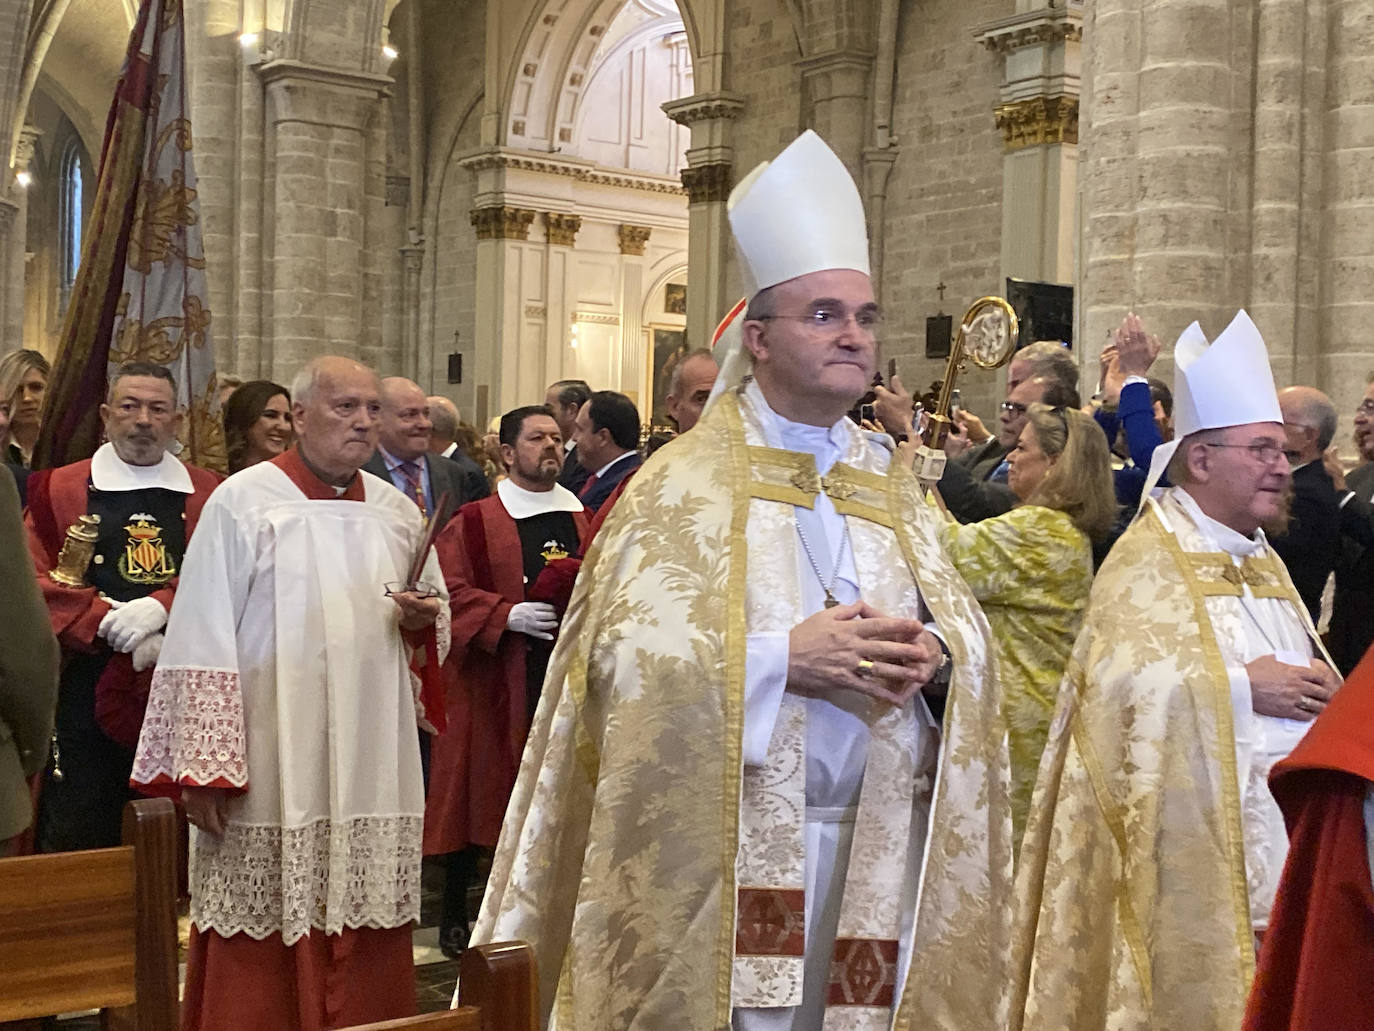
[458,941,538,1031]
[339,1012,480,1030]
[0,798,179,1029]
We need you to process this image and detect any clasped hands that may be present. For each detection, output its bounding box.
[787,601,944,707]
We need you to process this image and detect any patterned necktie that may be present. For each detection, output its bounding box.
[400,460,427,518]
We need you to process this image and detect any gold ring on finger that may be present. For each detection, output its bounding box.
[856,659,875,676]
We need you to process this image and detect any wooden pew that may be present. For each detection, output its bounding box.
[342,940,538,1031]
[0,798,179,1030]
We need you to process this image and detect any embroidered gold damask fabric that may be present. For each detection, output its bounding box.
[470,386,1015,1030]
[1009,491,1327,1031]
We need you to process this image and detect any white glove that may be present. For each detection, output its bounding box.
[506,601,559,641]
[132,632,164,672]
[98,596,169,653]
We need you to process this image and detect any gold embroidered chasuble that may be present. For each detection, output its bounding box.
[1009,489,1331,1031]
[468,386,1014,1030]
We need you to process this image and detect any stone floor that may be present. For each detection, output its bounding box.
[52,857,466,1026]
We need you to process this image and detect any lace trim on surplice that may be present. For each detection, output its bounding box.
[132,666,248,788]
[190,815,423,945]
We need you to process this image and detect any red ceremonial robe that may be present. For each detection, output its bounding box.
[177,449,423,1031]
[425,493,590,854]
[1243,645,1374,1031]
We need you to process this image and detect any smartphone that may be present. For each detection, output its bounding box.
[860,403,876,423]
[887,358,897,382]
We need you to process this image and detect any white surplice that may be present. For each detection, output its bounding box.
[132,460,449,945]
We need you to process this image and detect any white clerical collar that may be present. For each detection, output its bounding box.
[497,477,584,519]
[564,438,575,452]
[745,379,849,469]
[593,450,636,479]
[90,441,194,493]
[1173,487,1266,558]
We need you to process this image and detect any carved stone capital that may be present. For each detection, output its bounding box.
[470,205,537,240]
[680,162,733,204]
[994,95,1079,150]
[661,91,745,128]
[617,224,652,256]
[14,124,41,169]
[976,8,1083,55]
[545,212,582,246]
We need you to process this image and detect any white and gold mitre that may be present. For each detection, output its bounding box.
[709,130,872,408]
[1141,309,1284,503]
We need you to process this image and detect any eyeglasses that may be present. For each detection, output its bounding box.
[1203,442,1287,465]
[1000,401,1028,417]
[755,304,884,336]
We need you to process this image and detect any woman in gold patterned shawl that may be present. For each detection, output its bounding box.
[940,403,1116,848]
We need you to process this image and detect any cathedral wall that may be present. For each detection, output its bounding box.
[878,0,1012,417]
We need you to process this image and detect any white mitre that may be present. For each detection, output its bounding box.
[1140,309,1284,506]
[707,130,871,408]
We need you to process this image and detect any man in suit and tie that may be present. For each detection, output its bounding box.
[1329,377,1374,673]
[365,378,489,524]
[572,390,642,513]
[545,379,593,495]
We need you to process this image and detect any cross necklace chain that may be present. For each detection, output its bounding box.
[795,516,849,608]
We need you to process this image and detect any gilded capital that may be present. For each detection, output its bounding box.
[617,224,652,256]
[994,95,1079,151]
[545,212,583,246]
[680,162,733,204]
[470,205,537,241]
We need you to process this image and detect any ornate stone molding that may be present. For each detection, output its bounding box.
[994,95,1079,150]
[458,149,685,196]
[572,311,620,326]
[545,212,582,246]
[680,162,732,204]
[617,224,652,256]
[470,205,537,240]
[525,304,547,319]
[661,91,745,128]
[976,9,1082,54]
[14,124,41,170]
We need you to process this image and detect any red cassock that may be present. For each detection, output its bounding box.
[1243,644,1374,1031]
[425,494,590,854]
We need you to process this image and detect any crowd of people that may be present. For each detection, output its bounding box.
[2,128,1374,1031]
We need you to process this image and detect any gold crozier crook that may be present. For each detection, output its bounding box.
[911,295,1020,490]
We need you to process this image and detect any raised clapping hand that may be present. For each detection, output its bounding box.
[182,785,228,837]
[787,601,944,707]
[1247,654,1341,721]
[1113,312,1162,379]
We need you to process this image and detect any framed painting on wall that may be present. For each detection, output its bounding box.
[649,328,687,429]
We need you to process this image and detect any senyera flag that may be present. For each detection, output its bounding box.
[33,0,225,471]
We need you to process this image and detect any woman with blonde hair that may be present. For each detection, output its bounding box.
[939,403,1117,849]
[0,349,51,467]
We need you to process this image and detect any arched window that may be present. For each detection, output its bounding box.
[58,138,84,311]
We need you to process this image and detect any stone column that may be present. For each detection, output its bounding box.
[543,212,580,390]
[617,224,650,412]
[258,60,390,381]
[977,7,1083,294]
[469,204,534,416]
[1,123,37,353]
[796,51,873,179]
[663,92,743,346]
[1319,0,1372,407]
